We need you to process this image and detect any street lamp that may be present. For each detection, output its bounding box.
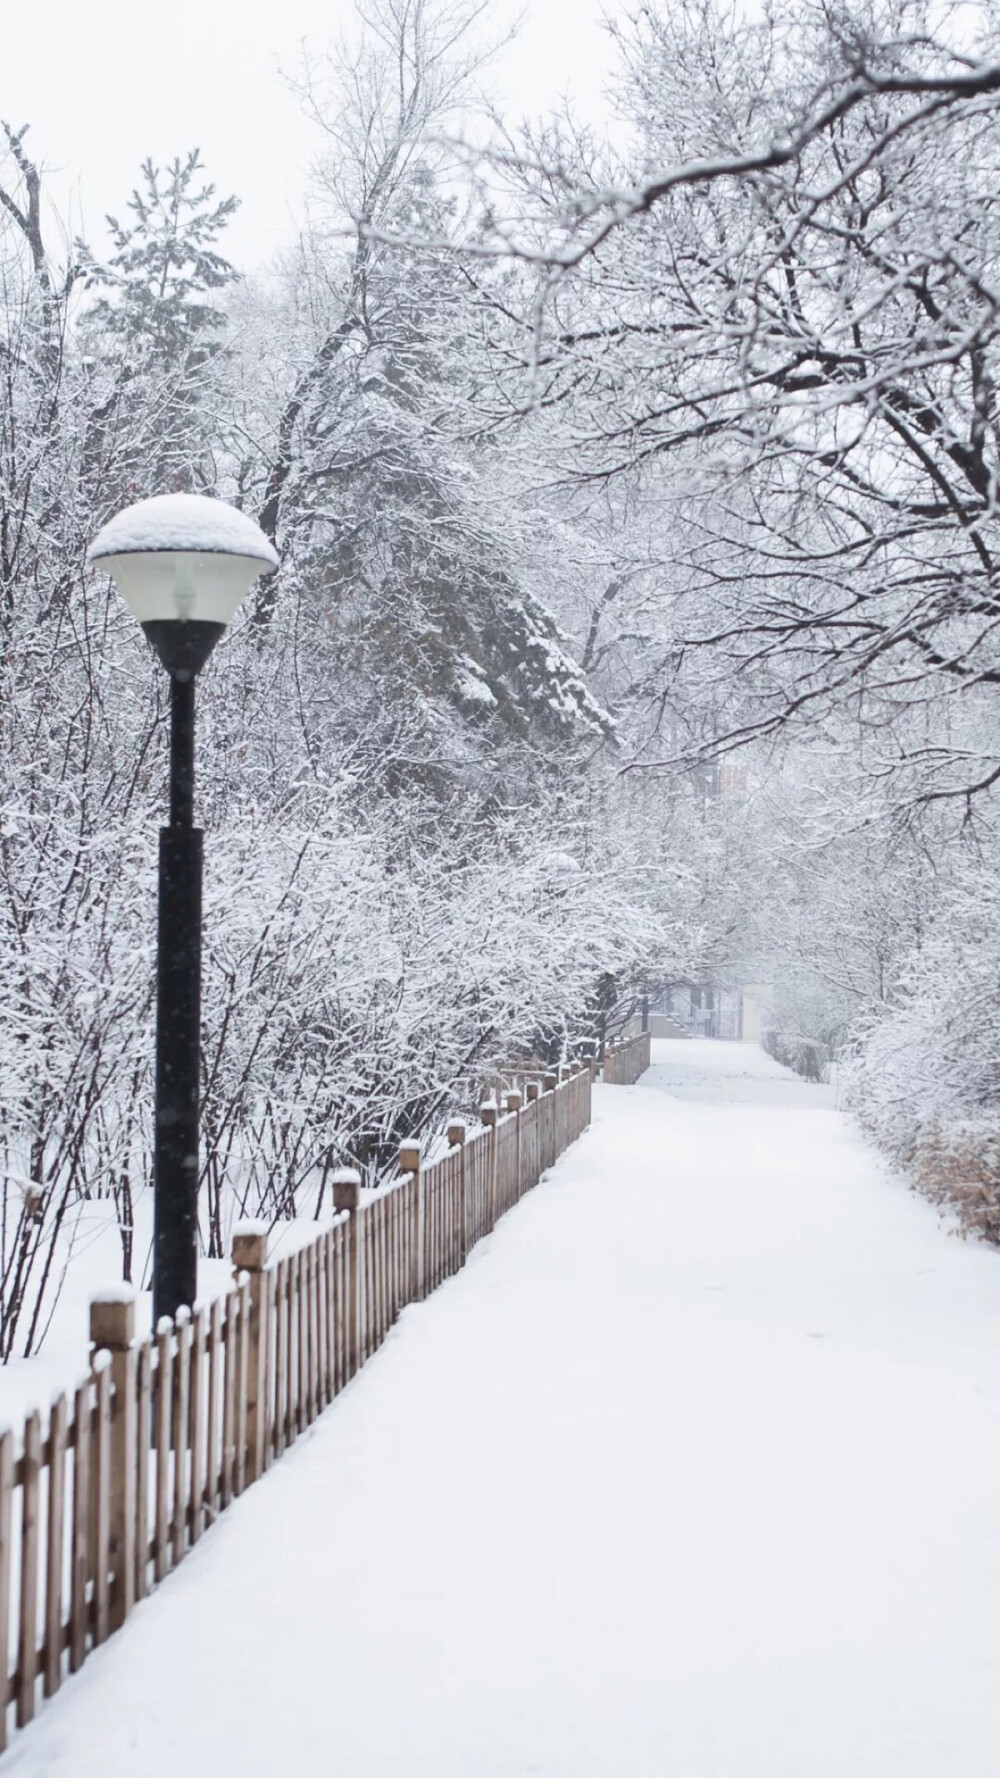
[87,493,278,1326]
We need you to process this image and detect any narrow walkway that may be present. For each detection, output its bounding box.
[11,1042,1000,1776]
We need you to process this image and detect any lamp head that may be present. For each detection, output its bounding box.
[87,493,279,677]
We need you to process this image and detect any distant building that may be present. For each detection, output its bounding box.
[648,982,770,1042]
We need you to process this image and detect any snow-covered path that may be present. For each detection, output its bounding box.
[10,1039,1000,1777]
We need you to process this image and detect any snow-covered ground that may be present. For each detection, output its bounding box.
[9,1038,1000,1777]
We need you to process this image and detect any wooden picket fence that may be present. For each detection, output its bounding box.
[0,1061,592,1750]
[602,1030,651,1085]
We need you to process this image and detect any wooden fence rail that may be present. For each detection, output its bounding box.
[602,1030,651,1086]
[0,1061,592,1750]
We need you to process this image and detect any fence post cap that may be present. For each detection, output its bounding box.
[231,1222,269,1272]
[525,1080,541,1102]
[398,1142,422,1174]
[89,1288,136,1350]
[447,1120,468,1147]
[542,1074,557,1092]
[505,1091,523,1113]
[480,1102,498,1128]
[333,1169,363,1212]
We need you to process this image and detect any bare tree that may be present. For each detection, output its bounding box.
[466,1,1000,806]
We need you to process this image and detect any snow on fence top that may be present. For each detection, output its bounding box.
[87,493,279,567]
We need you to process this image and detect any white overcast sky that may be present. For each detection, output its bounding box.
[2,0,615,270]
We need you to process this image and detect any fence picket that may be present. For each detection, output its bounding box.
[235,1279,249,1495]
[332,1229,343,1395]
[0,1429,12,1748]
[17,1410,40,1725]
[0,1427,12,1746]
[307,1245,319,1425]
[91,1367,111,1647]
[379,1197,388,1341]
[135,1343,151,1598]
[43,1393,67,1698]
[289,1254,300,1426]
[264,1258,277,1467]
[189,1309,206,1543]
[172,1311,191,1563]
[154,1323,172,1584]
[69,1380,90,1672]
[221,1294,237,1507]
[206,1299,223,1516]
[316,1237,329,1413]
[364,1212,373,1358]
[273,1260,287,1458]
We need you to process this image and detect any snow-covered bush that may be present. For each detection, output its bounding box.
[842,855,1000,1239]
[761,1028,828,1083]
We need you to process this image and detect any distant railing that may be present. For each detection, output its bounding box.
[649,989,742,1040]
[603,1030,651,1085]
[0,1062,592,1751]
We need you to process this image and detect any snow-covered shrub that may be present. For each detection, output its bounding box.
[761,1028,828,1083]
[910,1117,1000,1245]
[842,857,1000,1239]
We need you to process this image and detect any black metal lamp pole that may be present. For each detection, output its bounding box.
[86,493,279,1330]
[147,621,223,1326]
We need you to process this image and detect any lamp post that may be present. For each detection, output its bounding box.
[87,494,278,1326]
